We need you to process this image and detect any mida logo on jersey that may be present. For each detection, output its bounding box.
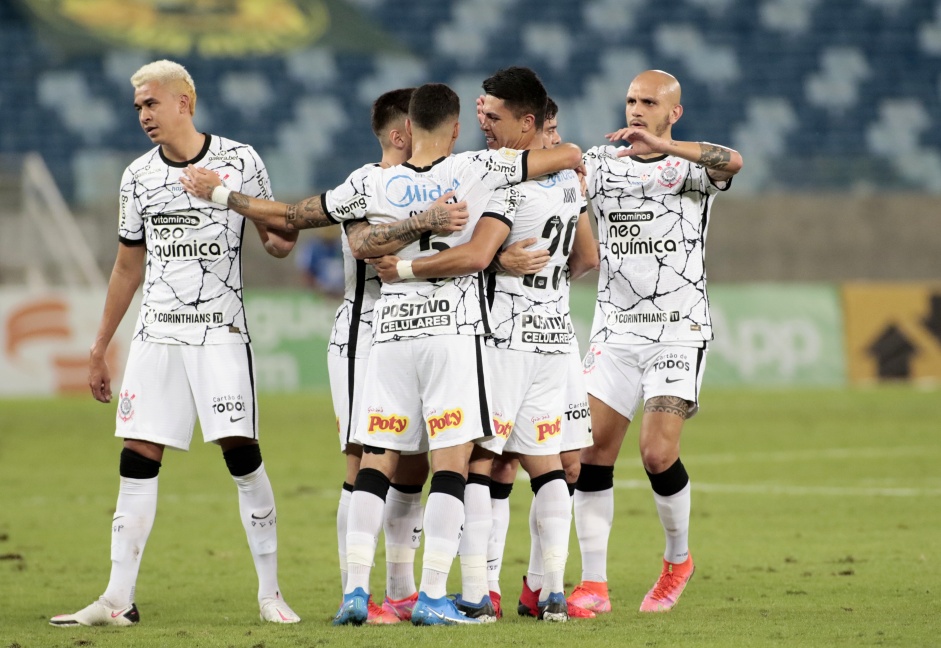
[385,175,460,208]
[536,168,577,189]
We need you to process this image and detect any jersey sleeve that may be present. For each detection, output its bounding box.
[117,167,144,245]
[466,148,528,190]
[481,185,520,229]
[323,165,376,224]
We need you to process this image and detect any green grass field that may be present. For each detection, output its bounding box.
[2,387,939,647]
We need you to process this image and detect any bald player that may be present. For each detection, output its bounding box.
[567,70,743,614]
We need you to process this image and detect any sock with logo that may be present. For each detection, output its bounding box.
[647,459,691,564]
[228,450,281,602]
[384,483,423,600]
[458,474,492,605]
[337,483,353,592]
[346,468,391,595]
[419,471,465,599]
[102,469,159,607]
[574,463,614,583]
[532,471,569,600]
[487,480,513,595]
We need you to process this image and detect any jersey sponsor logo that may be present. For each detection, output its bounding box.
[486,158,518,174]
[521,314,570,345]
[606,311,681,326]
[563,187,577,203]
[333,195,368,218]
[657,160,683,188]
[378,299,453,334]
[498,148,519,160]
[152,214,200,227]
[151,239,224,260]
[132,164,152,180]
[118,389,136,423]
[366,412,409,435]
[535,416,562,442]
[208,154,240,162]
[492,416,513,439]
[536,169,577,189]
[212,395,246,415]
[427,408,463,438]
[609,211,654,223]
[385,175,460,208]
[652,356,691,372]
[565,401,590,421]
[144,309,224,325]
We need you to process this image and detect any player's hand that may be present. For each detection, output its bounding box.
[181,164,222,201]
[607,127,667,157]
[366,255,403,282]
[263,227,298,258]
[499,237,550,277]
[422,192,468,235]
[89,351,112,403]
[476,94,486,128]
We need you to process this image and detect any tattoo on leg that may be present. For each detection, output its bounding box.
[644,395,689,420]
[698,144,731,170]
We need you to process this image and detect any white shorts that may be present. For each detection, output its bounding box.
[582,341,707,422]
[116,340,258,451]
[479,347,567,457]
[561,348,593,452]
[352,335,491,453]
[328,352,366,454]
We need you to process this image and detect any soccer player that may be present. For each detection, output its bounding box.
[567,70,743,614]
[50,60,301,627]
[484,96,599,620]
[329,82,582,626]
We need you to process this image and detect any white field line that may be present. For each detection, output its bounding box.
[613,479,941,497]
[689,445,937,465]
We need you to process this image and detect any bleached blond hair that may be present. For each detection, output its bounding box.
[130,60,197,115]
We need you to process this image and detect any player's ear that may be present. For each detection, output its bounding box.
[405,118,413,138]
[521,113,535,133]
[452,121,460,141]
[670,103,683,125]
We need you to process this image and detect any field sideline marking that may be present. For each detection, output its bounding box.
[614,479,941,497]
[689,445,936,465]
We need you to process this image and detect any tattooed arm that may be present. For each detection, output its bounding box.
[607,128,743,182]
[180,165,334,230]
[346,194,469,260]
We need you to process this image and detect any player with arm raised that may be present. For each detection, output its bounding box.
[567,69,743,615]
[51,60,300,628]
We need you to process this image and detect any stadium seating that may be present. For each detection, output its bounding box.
[1,0,939,201]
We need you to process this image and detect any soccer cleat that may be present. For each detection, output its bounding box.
[381,592,418,621]
[489,590,503,619]
[639,555,695,612]
[259,593,301,623]
[50,598,140,627]
[366,597,400,624]
[517,575,540,617]
[453,593,497,623]
[537,592,568,622]
[567,580,611,613]
[566,601,596,619]
[332,587,369,626]
[411,592,483,625]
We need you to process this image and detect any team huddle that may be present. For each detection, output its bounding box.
[50,58,742,628]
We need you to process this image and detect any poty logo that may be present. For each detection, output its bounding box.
[492,416,513,439]
[367,413,409,435]
[385,175,460,208]
[535,417,562,442]
[427,408,463,438]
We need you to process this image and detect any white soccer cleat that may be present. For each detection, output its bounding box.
[259,594,301,623]
[49,598,140,627]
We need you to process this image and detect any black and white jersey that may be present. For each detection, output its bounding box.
[119,134,271,345]
[584,145,730,345]
[324,148,529,343]
[323,164,382,359]
[484,168,585,354]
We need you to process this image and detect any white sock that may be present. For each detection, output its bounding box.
[345,489,385,594]
[419,491,464,599]
[232,464,280,602]
[534,479,571,600]
[384,486,423,600]
[526,495,544,592]
[102,476,158,607]
[487,496,511,595]
[337,487,351,593]
[653,482,691,564]
[574,488,613,583]
[458,481,492,604]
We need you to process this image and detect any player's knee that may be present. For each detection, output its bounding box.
[530,469,566,495]
[223,443,263,477]
[490,480,513,500]
[561,452,581,485]
[119,448,162,479]
[354,467,392,500]
[575,463,614,492]
[639,444,678,475]
[645,458,689,497]
[429,470,466,503]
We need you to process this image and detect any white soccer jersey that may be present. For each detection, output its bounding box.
[323,164,382,359]
[325,148,529,343]
[484,168,585,354]
[119,134,271,345]
[583,145,730,345]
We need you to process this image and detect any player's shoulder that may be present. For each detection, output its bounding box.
[122,146,163,183]
[206,133,260,162]
[583,144,623,162]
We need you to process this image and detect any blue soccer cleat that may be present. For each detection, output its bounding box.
[537,591,569,622]
[452,593,497,623]
[332,587,369,626]
[411,592,483,625]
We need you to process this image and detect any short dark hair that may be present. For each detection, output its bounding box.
[481,66,548,130]
[371,88,414,137]
[408,83,460,131]
[546,96,558,121]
